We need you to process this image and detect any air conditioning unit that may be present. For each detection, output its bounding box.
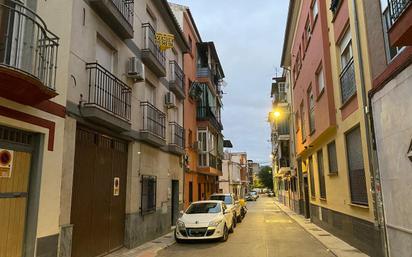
[127,57,144,81]
[165,92,176,108]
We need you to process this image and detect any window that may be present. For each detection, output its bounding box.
[304,18,311,48]
[312,0,319,20]
[198,130,207,167]
[189,181,193,203]
[96,36,116,72]
[141,175,157,214]
[327,141,338,174]
[146,84,156,104]
[346,126,368,205]
[146,5,157,29]
[330,0,341,14]
[309,157,315,197]
[300,102,306,141]
[308,89,315,133]
[316,65,325,94]
[317,150,326,199]
[339,29,356,103]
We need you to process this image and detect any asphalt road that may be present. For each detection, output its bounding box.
[155,196,334,257]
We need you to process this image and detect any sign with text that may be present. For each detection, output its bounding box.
[155,32,175,51]
[0,149,13,178]
[113,177,120,196]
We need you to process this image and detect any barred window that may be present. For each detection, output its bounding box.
[317,150,326,199]
[346,126,368,205]
[308,89,315,133]
[141,175,157,214]
[328,141,338,174]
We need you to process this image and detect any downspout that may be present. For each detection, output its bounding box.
[351,1,388,256]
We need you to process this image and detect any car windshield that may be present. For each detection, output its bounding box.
[186,202,221,214]
[250,191,257,195]
[210,195,233,204]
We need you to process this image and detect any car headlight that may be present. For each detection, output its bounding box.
[208,219,223,227]
[177,220,185,228]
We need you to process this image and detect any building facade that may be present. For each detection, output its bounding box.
[171,4,225,208]
[220,152,248,198]
[280,0,385,256]
[367,0,412,256]
[0,0,72,256]
[269,75,300,213]
[59,1,189,257]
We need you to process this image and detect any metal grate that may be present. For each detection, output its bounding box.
[340,59,356,104]
[0,126,33,146]
[141,175,157,215]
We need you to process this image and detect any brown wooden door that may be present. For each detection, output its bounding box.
[71,128,127,257]
[0,151,31,257]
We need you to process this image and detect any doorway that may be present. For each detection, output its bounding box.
[171,180,179,225]
[303,175,310,219]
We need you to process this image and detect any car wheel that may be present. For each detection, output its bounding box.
[237,214,242,223]
[232,216,237,228]
[220,225,229,242]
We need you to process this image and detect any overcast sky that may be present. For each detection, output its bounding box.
[172,1,289,165]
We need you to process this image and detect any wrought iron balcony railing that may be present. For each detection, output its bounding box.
[111,0,134,26]
[169,122,184,148]
[197,106,223,130]
[169,61,185,98]
[141,101,166,139]
[389,0,411,22]
[86,63,131,120]
[142,23,166,69]
[0,0,59,89]
[339,58,356,104]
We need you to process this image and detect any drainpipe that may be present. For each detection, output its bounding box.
[351,1,389,256]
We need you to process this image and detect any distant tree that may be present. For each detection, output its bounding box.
[252,178,264,189]
[258,166,273,190]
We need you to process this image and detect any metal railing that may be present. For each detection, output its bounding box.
[0,0,59,89]
[389,0,411,22]
[86,63,131,120]
[141,101,166,139]
[111,0,134,26]
[169,61,184,91]
[142,23,165,68]
[197,106,223,130]
[339,58,356,104]
[169,122,184,148]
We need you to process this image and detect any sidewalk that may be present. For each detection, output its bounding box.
[274,200,369,257]
[106,231,175,257]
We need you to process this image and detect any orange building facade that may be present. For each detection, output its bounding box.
[171,4,225,208]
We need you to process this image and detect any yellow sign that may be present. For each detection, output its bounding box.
[155,32,175,51]
[0,149,13,178]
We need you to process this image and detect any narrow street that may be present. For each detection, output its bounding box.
[156,196,334,257]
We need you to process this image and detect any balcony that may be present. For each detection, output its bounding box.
[197,106,223,131]
[89,0,134,39]
[84,63,131,131]
[141,23,166,77]
[0,0,59,105]
[168,122,184,155]
[340,58,356,104]
[169,61,185,99]
[140,101,166,146]
[388,0,412,46]
[196,66,220,93]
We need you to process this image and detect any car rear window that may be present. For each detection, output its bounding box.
[210,195,233,204]
[186,202,221,214]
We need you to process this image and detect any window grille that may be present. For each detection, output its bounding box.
[141,175,157,214]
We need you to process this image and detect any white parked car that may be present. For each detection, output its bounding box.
[210,193,242,223]
[175,201,234,242]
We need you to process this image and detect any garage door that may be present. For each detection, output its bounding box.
[71,127,128,257]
